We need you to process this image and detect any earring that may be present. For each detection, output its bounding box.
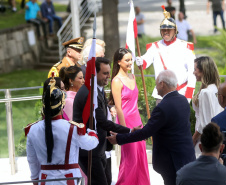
[71,83,73,87]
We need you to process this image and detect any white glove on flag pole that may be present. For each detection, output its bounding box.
[125,0,138,74]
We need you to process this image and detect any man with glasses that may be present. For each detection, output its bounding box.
[48,37,84,77]
[212,82,226,165]
[212,82,226,131]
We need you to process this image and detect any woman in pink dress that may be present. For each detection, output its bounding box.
[59,66,85,121]
[109,48,150,185]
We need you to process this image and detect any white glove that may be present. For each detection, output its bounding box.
[136,56,143,66]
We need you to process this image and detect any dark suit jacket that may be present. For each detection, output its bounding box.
[73,84,130,157]
[117,91,195,175]
[211,108,226,132]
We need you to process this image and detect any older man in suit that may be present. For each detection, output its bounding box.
[73,57,139,185]
[107,70,195,185]
[211,82,226,131]
[211,82,226,165]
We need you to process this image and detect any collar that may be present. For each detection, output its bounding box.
[162,90,176,99]
[52,115,63,120]
[97,84,103,92]
[163,37,176,46]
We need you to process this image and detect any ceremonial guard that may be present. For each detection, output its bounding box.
[25,75,98,185]
[48,37,84,78]
[136,6,196,102]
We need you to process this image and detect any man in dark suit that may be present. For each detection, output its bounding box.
[211,82,226,132]
[211,82,226,165]
[73,57,138,185]
[107,70,196,185]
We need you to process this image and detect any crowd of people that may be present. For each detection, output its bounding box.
[23,5,226,185]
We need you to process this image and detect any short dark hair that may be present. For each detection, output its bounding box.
[201,122,223,153]
[95,57,110,73]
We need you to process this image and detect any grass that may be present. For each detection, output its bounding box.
[0,0,67,29]
[0,69,48,157]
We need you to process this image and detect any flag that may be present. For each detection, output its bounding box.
[80,38,98,135]
[125,0,138,74]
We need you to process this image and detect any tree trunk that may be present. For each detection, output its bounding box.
[179,0,186,17]
[102,0,120,61]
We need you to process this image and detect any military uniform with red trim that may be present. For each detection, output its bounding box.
[26,117,98,185]
[141,37,196,100]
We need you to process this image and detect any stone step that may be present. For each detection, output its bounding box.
[34,63,54,70]
[49,43,59,50]
[40,56,59,64]
[43,49,59,57]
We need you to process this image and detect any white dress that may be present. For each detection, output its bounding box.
[193,84,224,157]
[26,119,99,185]
[141,38,196,99]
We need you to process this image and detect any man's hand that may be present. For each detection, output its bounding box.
[110,106,117,117]
[131,124,142,132]
[106,131,118,144]
[136,56,143,67]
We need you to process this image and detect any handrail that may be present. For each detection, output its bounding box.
[57,0,100,60]
[0,177,84,185]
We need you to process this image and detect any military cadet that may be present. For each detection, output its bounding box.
[136,6,196,103]
[25,75,98,185]
[48,37,84,78]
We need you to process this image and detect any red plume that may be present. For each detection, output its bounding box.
[51,72,54,78]
[161,5,165,10]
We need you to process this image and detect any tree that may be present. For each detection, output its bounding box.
[102,0,120,61]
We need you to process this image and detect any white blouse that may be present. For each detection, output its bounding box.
[193,84,223,134]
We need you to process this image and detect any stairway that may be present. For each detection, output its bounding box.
[34,37,60,70]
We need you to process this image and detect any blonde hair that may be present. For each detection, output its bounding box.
[192,56,220,106]
[79,39,106,65]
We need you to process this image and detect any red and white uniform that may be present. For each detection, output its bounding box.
[142,38,196,99]
[26,119,99,185]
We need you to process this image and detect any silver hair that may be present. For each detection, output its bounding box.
[78,44,104,65]
[158,70,178,88]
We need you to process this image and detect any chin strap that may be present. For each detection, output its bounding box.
[163,36,176,46]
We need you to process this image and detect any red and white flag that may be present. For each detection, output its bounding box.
[82,38,98,133]
[125,0,138,74]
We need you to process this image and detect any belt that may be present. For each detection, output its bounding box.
[41,163,79,170]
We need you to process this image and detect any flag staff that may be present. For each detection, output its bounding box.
[129,0,150,119]
[135,37,150,119]
[87,11,97,185]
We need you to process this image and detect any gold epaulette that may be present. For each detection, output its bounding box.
[24,120,39,137]
[48,62,61,78]
[69,121,85,128]
[53,61,62,67]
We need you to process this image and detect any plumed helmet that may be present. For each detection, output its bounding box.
[160,5,178,34]
[43,73,66,117]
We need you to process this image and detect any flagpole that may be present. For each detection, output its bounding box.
[87,11,97,185]
[135,37,151,119]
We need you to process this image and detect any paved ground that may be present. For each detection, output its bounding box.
[0,151,164,185]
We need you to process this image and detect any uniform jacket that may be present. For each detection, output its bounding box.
[141,38,196,99]
[48,57,74,78]
[116,91,196,175]
[26,119,98,185]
